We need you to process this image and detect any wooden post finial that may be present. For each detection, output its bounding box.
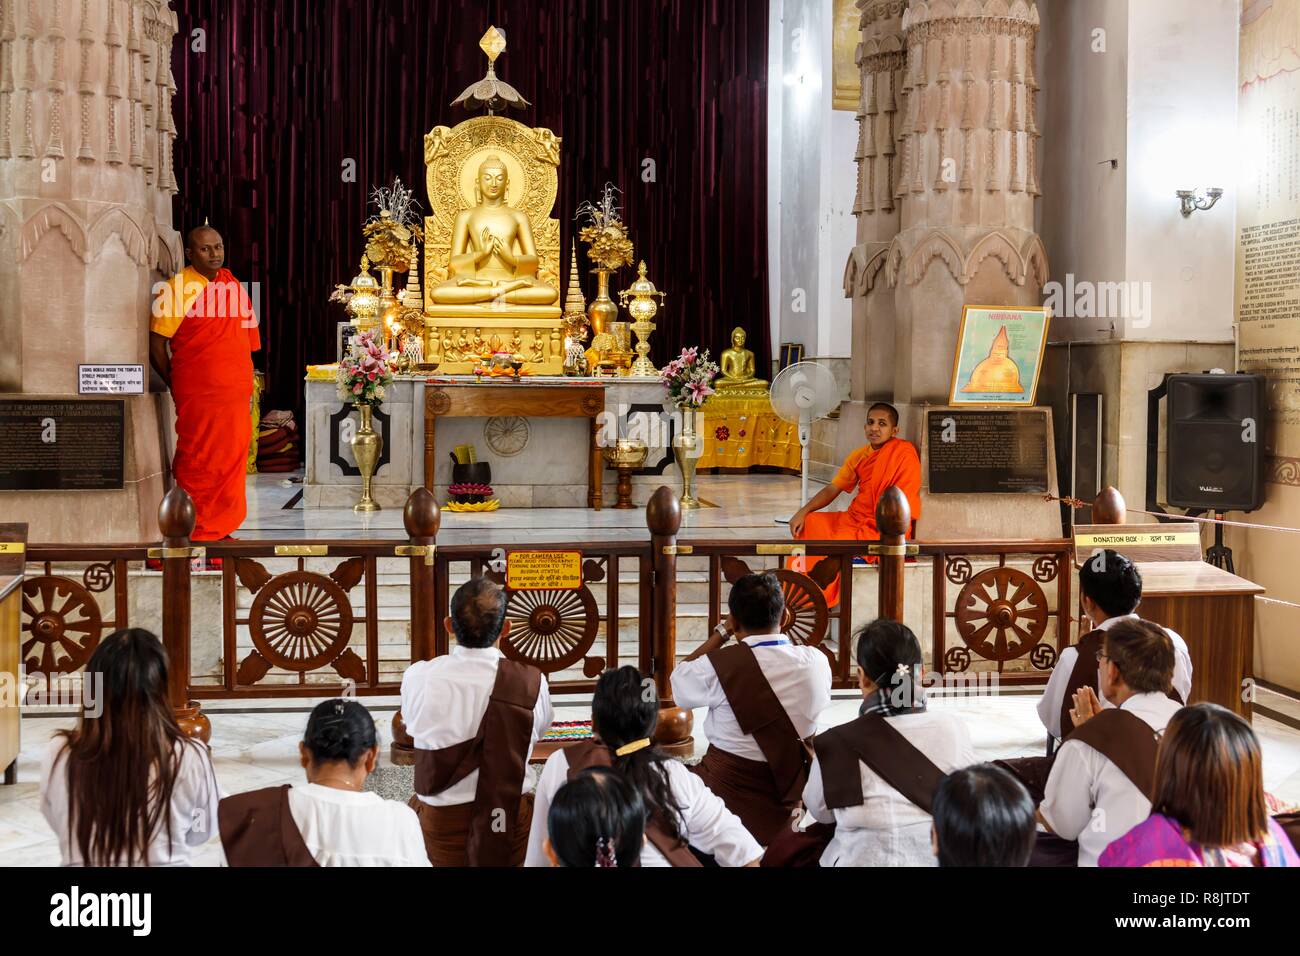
[404,487,441,542]
[158,486,195,546]
[1093,486,1126,525]
[876,485,911,539]
[646,485,682,537]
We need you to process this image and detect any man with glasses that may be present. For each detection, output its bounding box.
[1036,619,1184,865]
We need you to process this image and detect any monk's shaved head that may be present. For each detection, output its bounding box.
[865,402,900,450]
[868,402,899,427]
[185,225,221,249]
[183,225,224,279]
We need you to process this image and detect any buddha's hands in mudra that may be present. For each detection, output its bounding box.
[473,228,519,271]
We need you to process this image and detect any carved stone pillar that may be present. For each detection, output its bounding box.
[843,0,906,409]
[0,0,181,540]
[886,0,1048,406]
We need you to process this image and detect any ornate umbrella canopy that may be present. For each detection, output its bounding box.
[451,26,531,114]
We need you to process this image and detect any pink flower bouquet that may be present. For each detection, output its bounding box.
[336,330,398,405]
[659,346,719,408]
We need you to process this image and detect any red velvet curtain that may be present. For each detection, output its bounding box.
[170,0,770,416]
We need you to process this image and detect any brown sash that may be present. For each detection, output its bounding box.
[1059,630,1103,737]
[218,785,319,867]
[1060,626,1183,736]
[565,740,701,867]
[412,658,541,867]
[814,713,947,814]
[1065,707,1161,798]
[707,641,811,804]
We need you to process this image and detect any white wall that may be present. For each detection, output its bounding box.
[1037,0,1238,345]
[1124,0,1239,343]
[1038,0,1129,342]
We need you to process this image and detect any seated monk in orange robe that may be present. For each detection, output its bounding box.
[149,225,260,541]
[788,403,922,605]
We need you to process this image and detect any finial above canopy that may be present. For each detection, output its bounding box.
[451,26,530,114]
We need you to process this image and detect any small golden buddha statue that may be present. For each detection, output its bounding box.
[429,155,559,306]
[717,326,768,392]
[961,325,1023,393]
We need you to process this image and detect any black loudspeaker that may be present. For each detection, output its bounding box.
[1166,373,1264,512]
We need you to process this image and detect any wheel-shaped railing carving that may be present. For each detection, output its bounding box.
[953,567,1048,664]
[21,575,104,674]
[235,558,367,685]
[500,585,600,673]
[772,569,830,650]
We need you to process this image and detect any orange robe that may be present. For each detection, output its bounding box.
[790,438,922,605]
[152,266,260,541]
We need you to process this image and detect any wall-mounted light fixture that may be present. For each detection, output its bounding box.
[1176,187,1224,217]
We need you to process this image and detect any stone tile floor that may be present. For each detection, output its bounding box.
[3,687,1298,866]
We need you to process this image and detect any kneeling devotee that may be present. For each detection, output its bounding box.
[219,699,429,867]
[526,666,763,867]
[1037,549,1192,741]
[400,578,553,866]
[670,572,832,845]
[931,764,1037,868]
[1100,704,1300,867]
[795,620,976,867]
[149,224,260,542]
[788,403,921,605]
[1036,619,1183,866]
[541,767,646,868]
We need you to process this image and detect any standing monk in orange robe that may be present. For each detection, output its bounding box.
[149,225,260,541]
[788,403,922,605]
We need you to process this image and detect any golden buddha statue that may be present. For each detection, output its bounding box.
[420,27,565,373]
[430,155,558,307]
[716,326,768,393]
[962,325,1023,393]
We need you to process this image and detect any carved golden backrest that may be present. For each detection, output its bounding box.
[422,115,562,313]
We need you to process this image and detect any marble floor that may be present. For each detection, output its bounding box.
[243,470,813,542]
[3,687,1299,866]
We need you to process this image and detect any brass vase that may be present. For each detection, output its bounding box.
[352,402,382,513]
[672,405,700,510]
[587,268,619,336]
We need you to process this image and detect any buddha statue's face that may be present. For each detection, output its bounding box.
[731,328,745,349]
[477,158,508,202]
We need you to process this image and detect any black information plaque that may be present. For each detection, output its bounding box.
[927,409,1049,494]
[0,399,125,490]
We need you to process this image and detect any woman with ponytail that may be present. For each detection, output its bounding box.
[797,619,976,867]
[39,629,220,866]
[219,699,429,866]
[526,666,762,867]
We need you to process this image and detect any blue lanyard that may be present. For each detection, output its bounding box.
[749,639,790,648]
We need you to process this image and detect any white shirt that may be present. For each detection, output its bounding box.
[40,736,220,866]
[802,709,977,867]
[1036,614,1193,739]
[399,644,553,806]
[669,633,833,762]
[1039,691,1183,867]
[284,783,430,867]
[523,748,763,868]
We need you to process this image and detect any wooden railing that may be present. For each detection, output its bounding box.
[20,483,1103,750]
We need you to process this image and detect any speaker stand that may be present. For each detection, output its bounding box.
[1205,513,1234,573]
